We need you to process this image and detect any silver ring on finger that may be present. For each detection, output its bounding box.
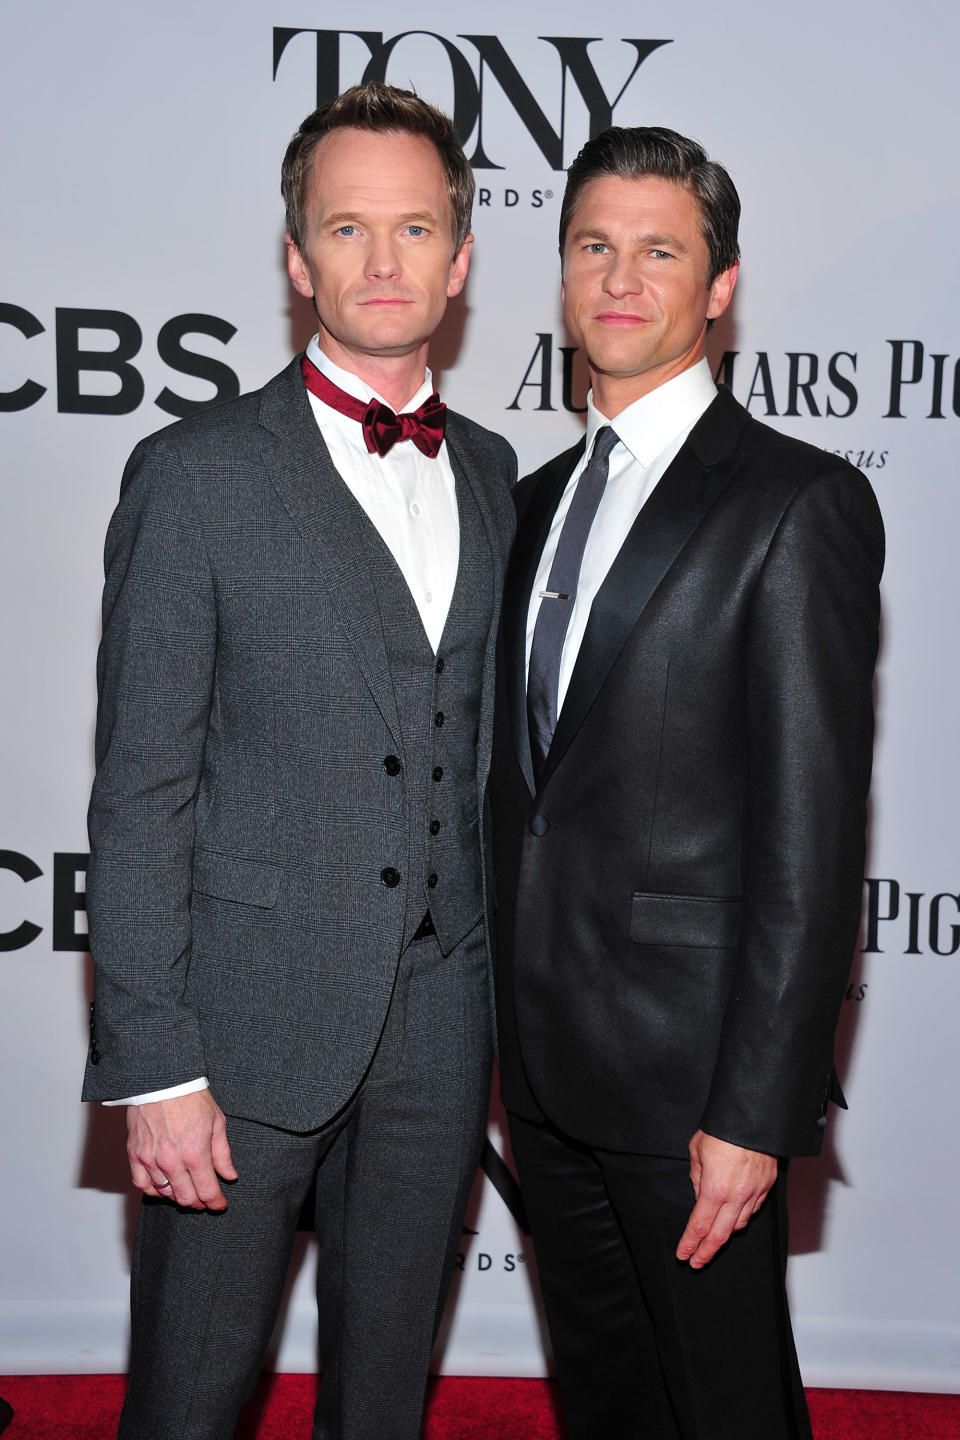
[156,1178,172,1188]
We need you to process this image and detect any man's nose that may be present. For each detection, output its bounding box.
[366,234,402,279]
[602,255,644,297]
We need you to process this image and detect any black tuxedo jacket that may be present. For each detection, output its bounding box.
[490,386,884,1158]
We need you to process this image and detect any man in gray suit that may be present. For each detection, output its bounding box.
[82,83,516,1439]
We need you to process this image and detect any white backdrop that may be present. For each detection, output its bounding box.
[2,0,958,1392]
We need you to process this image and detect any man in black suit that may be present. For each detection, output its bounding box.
[490,126,883,1439]
[82,84,515,1438]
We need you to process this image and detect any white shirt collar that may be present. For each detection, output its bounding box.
[585,358,717,468]
[305,334,435,413]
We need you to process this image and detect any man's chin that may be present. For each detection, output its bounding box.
[577,334,655,375]
[324,328,432,365]
[585,355,656,384]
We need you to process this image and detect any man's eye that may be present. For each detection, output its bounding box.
[587,242,608,254]
[650,249,672,260]
[407,225,426,237]
[336,225,356,237]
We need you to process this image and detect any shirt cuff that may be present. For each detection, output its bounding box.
[103,1077,210,1107]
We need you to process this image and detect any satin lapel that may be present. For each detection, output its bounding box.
[504,439,586,795]
[541,389,747,789]
[257,358,402,745]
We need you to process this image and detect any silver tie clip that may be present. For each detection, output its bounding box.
[538,590,570,600]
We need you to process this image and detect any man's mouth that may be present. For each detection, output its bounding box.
[595,311,647,325]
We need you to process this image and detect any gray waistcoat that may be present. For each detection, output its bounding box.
[358,465,493,954]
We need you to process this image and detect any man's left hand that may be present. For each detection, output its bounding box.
[675,1130,777,1269]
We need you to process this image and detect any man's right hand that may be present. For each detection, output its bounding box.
[126,1090,237,1210]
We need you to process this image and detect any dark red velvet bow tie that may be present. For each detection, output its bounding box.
[301,353,446,459]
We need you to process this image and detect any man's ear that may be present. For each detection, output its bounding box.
[446,234,474,298]
[707,260,739,322]
[286,236,315,299]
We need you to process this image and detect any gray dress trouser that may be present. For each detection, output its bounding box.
[118,924,490,1440]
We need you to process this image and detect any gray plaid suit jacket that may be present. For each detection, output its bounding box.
[81,356,516,1131]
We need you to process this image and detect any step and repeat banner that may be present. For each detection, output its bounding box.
[2,0,958,1391]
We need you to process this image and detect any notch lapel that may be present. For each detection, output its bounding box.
[503,438,586,796]
[540,388,748,790]
[444,412,507,624]
[444,412,514,802]
[257,358,402,746]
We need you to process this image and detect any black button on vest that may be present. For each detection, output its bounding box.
[381,867,401,887]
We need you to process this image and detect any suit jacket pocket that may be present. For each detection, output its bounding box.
[629,892,742,949]
[193,849,282,909]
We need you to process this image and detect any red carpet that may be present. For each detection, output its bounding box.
[1,1374,959,1438]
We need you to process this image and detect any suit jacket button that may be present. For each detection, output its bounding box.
[435,657,445,674]
[90,1048,101,1066]
[816,1114,827,1129]
[529,814,549,836]
[432,766,443,782]
[429,820,441,835]
[380,867,401,888]
[427,873,438,889]
[434,711,445,727]
[383,755,402,776]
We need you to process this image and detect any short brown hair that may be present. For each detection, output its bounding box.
[281,82,475,256]
[559,126,740,283]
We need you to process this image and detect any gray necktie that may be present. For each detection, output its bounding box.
[527,425,618,780]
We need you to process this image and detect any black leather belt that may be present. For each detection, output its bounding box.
[411,910,436,942]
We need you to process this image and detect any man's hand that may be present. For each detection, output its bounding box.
[675,1130,777,1269]
[126,1090,237,1210]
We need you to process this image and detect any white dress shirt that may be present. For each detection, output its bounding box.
[107,338,459,1107]
[525,359,717,714]
[302,338,459,653]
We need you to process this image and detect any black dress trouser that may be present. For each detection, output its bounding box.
[508,1113,813,1440]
